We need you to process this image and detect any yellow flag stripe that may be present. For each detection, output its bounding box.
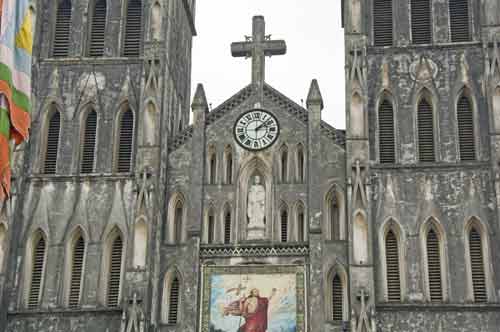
[15,9,33,55]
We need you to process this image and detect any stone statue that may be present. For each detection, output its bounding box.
[247,176,266,239]
[120,293,145,332]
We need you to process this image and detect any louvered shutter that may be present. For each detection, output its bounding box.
[449,0,470,43]
[373,0,393,46]
[123,0,142,57]
[174,202,183,243]
[385,230,401,302]
[88,0,106,57]
[44,111,61,174]
[378,99,396,164]
[297,210,305,242]
[457,96,475,161]
[68,236,85,308]
[281,209,288,243]
[224,212,231,244]
[331,274,343,321]
[426,229,443,302]
[207,214,215,244]
[331,198,340,240]
[226,152,233,184]
[168,277,180,324]
[53,0,72,57]
[469,227,487,303]
[281,149,288,183]
[106,236,123,307]
[116,109,134,173]
[297,147,305,183]
[418,99,435,162]
[80,110,97,173]
[28,236,46,309]
[411,0,432,45]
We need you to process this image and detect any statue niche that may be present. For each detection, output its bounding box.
[247,175,266,240]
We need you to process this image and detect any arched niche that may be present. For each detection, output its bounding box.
[324,186,346,241]
[144,101,158,146]
[350,92,364,137]
[351,0,361,33]
[150,2,162,40]
[494,86,500,132]
[353,212,368,264]
[236,157,273,242]
[133,218,148,268]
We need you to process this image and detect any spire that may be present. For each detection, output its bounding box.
[306,79,324,110]
[191,83,208,112]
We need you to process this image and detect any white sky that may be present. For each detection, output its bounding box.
[190,0,346,129]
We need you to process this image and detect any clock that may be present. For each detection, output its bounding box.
[234,109,280,151]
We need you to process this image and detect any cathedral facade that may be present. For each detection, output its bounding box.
[0,1,499,332]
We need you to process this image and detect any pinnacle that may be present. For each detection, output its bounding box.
[191,83,208,111]
[306,79,324,110]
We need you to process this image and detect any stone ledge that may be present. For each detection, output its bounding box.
[200,243,309,258]
[377,303,500,312]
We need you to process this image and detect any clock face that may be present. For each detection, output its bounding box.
[234,109,280,151]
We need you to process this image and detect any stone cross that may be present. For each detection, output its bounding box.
[231,16,287,89]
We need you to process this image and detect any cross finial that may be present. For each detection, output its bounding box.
[231,16,287,93]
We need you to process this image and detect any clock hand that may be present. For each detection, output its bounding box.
[255,122,266,131]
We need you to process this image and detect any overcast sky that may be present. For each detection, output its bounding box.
[191,1,346,129]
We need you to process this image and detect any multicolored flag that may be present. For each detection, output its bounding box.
[0,0,33,200]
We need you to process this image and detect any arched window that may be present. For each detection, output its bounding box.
[373,0,393,46]
[67,232,85,308]
[105,231,123,307]
[88,0,106,56]
[150,2,162,40]
[411,0,432,44]
[174,200,184,244]
[378,97,395,164]
[52,0,72,57]
[224,209,231,244]
[280,146,288,183]
[123,0,142,57]
[280,206,288,243]
[206,208,215,244]
[115,107,134,173]
[385,229,401,302]
[168,276,180,324]
[329,194,340,240]
[27,231,47,309]
[43,109,61,174]
[353,213,368,264]
[0,224,5,273]
[457,93,475,161]
[327,268,347,322]
[468,225,487,303]
[351,93,364,137]
[449,0,470,42]
[417,95,435,162]
[208,147,217,185]
[224,147,233,185]
[296,144,305,183]
[80,109,97,173]
[296,204,305,242]
[133,219,147,268]
[425,226,443,302]
[331,274,343,321]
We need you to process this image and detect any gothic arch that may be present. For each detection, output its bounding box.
[40,103,62,174]
[325,264,349,322]
[236,157,273,242]
[23,228,48,309]
[414,87,439,162]
[454,86,478,161]
[376,90,397,164]
[133,217,148,268]
[378,218,406,302]
[150,1,162,40]
[353,211,369,265]
[100,226,126,307]
[221,202,233,244]
[78,105,99,173]
[161,267,183,324]
[278,202,289,243]
[113,101,136,173]
[143,100,158,146]
[207,144,217,185]
[279,144,289,183]
[324,185,346,241]
[167,192,187,244]
[294,201,306,242]
[463,217,494,303]
[295,143,305,183]
[419,217,448,302]
[63,226,87,307]
[203,204,217,244]
[223,145,234,185]
[350,92,365,137]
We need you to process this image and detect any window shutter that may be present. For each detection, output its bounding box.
[331,274,343,321]
[378,99,396,164]
[469,227,487,303]
[106,235,123,307]
[385,230,401,302]
[411,0,432,44]
[168,277,180,324]
[331,197,340,240]
[281,209,288,243]
[281,149,288,183]
[226,152,233,184]
[88,0,106,57]
[297,210,305,242]
[28,235,46,309]
[297,146,305,183]
[224,211,231,244]
[123,0,142,57]
[207,213,215,244]
[174,202,183,244]
[116,109,134,173]
[44,111,61,174]
[449,0,470,42]
[68,236,85,308]
[52,0,72,57]
[80,110,97,173]
[457,95,475,161]
[373,0,393,46]
[418,99,435,162]
[426,229,443,302]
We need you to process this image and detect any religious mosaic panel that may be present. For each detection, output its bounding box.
[200,265,306,332]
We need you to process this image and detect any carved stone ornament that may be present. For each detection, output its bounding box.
[409,57,439,83]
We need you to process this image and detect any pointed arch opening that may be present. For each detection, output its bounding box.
[417,90,436,162]
[378,93,396,164]
[88,0,106,57]
[325,186,345,241]
[115,105,135,173]
[224,146,233,185]
[280,204,289,243]
[144,101,158,146]
[421,219,447,303]
[326,266,348,322]
[133,218,148,268]
[280,145,289,183]
[150,2,162,40]
[167,193,186,244]
[52,0,72,57]
[456,89,476,161]
[223,204,232,244]
[80,108,97,173]
[296,144,305,183]
[207,145,217,185]
[122,0,142,57]
[465,218,491,303]
[381,220,404,302]
[205,207,216,244]
[296,202,306,242]
[64,228,86,308]
[162,269,181,324]
[25,230,47,309]
[350,92,364,137]
[43,106,61,174]
[353,212,368,265]
[102,227,124,308]
[411,0,432,45]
